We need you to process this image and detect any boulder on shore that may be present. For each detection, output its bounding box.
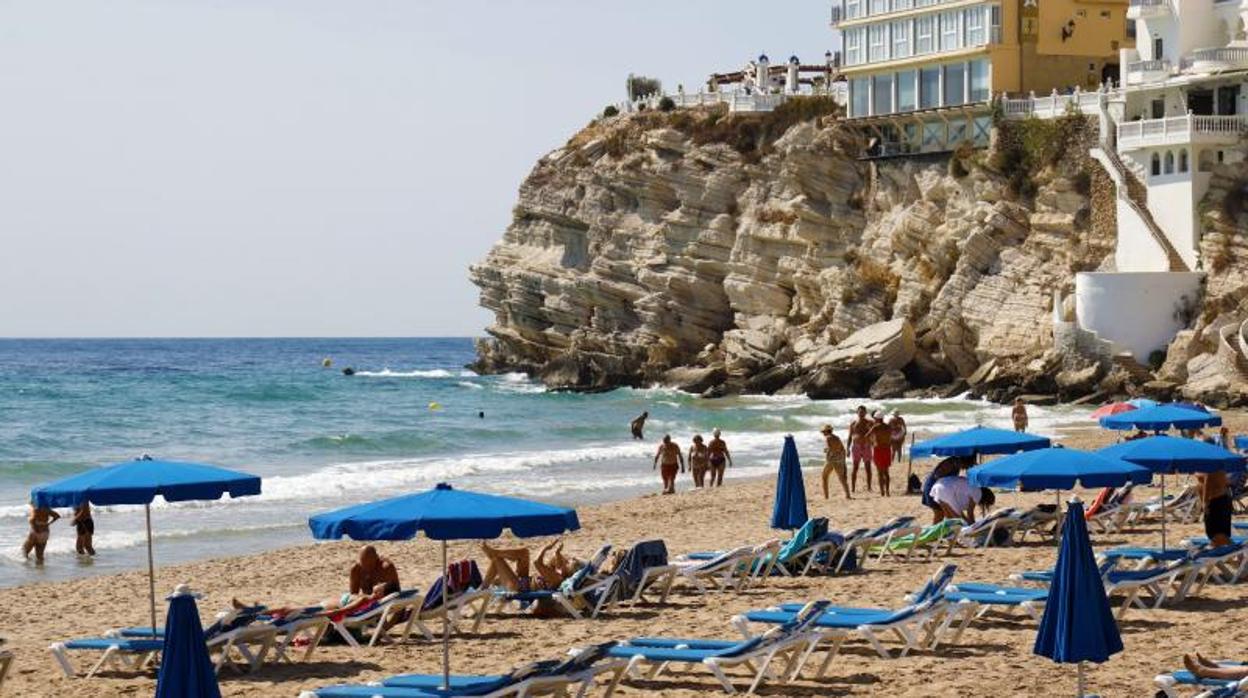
[868,370,910,399]
[805,367,868,400]
[663,365,727,394]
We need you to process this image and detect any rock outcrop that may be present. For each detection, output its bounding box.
[470,103,1123,396]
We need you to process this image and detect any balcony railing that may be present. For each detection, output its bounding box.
[1183,47,1248,71]
[1125,58,1173,84]
[1127,0,1171,17]
[1117,113,1248,148]
[1001,86,1121,120]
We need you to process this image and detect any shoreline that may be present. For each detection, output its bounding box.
[2,416,1246,696]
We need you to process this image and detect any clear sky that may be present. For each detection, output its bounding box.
[0,0,836,337]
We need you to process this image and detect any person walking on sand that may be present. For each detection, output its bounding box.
[630,411,649,440]
[707,428,732,487]
[867,411,893,497]
[22,504,60,565]
[1011,397,1029,432]
[688,434,710,488]
[847,406,873,493]
[821,425,851,500]
[653,434,685,494]
[888,410,907,461]
[72,502,96,556]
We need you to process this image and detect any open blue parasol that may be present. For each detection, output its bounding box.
[968,447,1152,492]
[155,585,221,698]
[309,483,580,689]
[911,426,1051,459]
[770,435,808,530]
[1034,500,1123,696]
[1100,404,1221,432]
[31,457,261,635]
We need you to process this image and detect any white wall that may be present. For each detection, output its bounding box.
[1115,198,1172,271]
[1075,271,1204,361]
[1148,175,1200,269]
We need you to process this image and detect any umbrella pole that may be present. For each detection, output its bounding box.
[1077,661,1086,697]
[441,539,450,691]
[145,503,157,636]
[1160,474,1167,551]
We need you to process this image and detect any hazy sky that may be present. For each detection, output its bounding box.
[0,1,836,337]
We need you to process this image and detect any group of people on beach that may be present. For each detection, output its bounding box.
[819,406,907,500]
[633,411,733,493]
[21,501,95,565]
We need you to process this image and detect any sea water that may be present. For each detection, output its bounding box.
[0,337,1094,587]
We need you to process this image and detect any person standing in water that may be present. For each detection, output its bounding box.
[631,411,649,440]
[688,435,710,488]
[821,425,851,500]
[888,410,907,461]
[22,504,60,565]
[707,428,732,486]
[846,406,873,494]
[867,411,893,496]
[653,435,684,494]
[72,502,96,556]
[1012,398,1029,432]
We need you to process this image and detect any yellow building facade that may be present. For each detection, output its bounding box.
[833,0,1132,124]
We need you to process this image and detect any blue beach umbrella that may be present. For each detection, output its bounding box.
[911,426,1051,459]
[309,483,580,688]
[1098,435,1246,548]
[31,457,261,635]
[155,585,221,698]
[770,435,808,530]
[1126,398,1158,409]
[1100,404,1221,432]
[1236,435,1248,452]
[1034,500,1123,696]
[968,448,1152,492]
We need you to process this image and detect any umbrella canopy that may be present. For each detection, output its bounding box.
[155,585,221,698]
[968,448,1152,492]
[308,483,580,541]
[1090,403,1136,419]
[1172,402,1209,413]
[309,483,580,689]
[1126,398,1159,409]
[770,435,808,530]
[1100,404,1221,432]
[1236,435,1248,452]
[30,457,261,635]
[1034,500,1123,695]
[1097,435,1246,475]
[30,458,260,508]
[911,426,1051,459]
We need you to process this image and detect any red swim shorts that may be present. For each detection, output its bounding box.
[872,445,892,470]
[661,463,679,479]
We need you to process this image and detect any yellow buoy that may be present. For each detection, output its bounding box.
[322,357,332,368]
[428,402,442,411]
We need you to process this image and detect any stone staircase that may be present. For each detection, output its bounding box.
[1091,145,1190,272]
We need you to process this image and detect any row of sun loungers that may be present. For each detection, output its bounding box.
[1156,664,1248,698]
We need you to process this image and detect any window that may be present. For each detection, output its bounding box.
[915,14,936,54]
[989,5,1002,43]
[965,6,986,46]
[897,69,917,111]
[869,24,889,62]
[1179,149,1189,172]
[892,20,911,59]
[893,0,913,10]
[845,27,865,65]
[1153,36,1163,60]
[944,62,965,106]
[940,10,962,51]
[969,59,990,101]
[1150,152,1161,176]
[1164,151,1174,174]
[869,0,889,15]
[873,74,894,114]
[920,66,941,108]
[845,0,863,19]
[850,78,870,117]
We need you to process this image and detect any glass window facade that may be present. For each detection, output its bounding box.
[851,78,870,118]
[940,11,961,51]
[897,70,917,111]
[944,62,965,106]
[920,66,940,109]
[965,6,986,46]
[869,0,889,14]
[915,14,936,54]
[845,27,864,65]
[868,24,889,62]
[892,20,911,58]
[845,0,863,19]
[873,74,894,115]
[969,59,990,101]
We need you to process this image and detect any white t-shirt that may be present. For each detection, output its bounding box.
[930,476,981,514]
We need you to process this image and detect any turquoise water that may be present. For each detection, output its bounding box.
[0,338,1093,587]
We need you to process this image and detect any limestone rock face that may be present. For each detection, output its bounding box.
[471,107,1116,394]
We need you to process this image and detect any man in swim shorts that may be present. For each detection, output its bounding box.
[1199,469,1233,546]
[688,434,710,488]
[867,411,893,496]
[821,425,850,500]
[846,406,873,494]
[22,504,59,565]
[349,545,401,597]
[707,429,732,487]
[653,434,684,494]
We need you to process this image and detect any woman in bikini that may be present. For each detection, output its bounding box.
[688,435,710,488]
[707,429,732,487]
[481,539,584,617]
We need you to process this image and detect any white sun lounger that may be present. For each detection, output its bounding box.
[330,589,424,648]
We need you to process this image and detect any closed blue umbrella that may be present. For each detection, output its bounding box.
[1098,435,1246,548]
[1034,500,1123,696]
[1100,404,1221,431]
[968,448,1152,492]
[155,585,220,698]
[30,457,261,636]
[770,435,808,530]
[309,483,580,689]
[911,426,1051,459]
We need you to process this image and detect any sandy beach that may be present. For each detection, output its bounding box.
[2,416,1246,697]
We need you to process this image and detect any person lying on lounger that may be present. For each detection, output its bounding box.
[1184,653,1248,680]
[482,539,595,617]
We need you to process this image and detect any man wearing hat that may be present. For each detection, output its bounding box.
[820,425,850,500]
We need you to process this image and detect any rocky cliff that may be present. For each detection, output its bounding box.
[469,102,1127,400]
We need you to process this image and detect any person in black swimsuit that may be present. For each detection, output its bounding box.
[72,502,96,556]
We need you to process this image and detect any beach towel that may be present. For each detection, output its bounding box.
[421,560,483,612]
[613,539,668,599]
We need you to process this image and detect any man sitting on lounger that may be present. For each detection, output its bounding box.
[350,545,401,597]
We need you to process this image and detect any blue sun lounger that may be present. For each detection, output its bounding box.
[1155,663,1248,698]
[942,582,1048,642]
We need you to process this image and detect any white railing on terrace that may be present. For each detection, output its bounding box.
[1117,113,1248,146]
[1127,58,1172,75]
[1129,0,1170,8]
[618,85,847,115]
[1183,47,1248,69]
[1001,86,1120,120]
